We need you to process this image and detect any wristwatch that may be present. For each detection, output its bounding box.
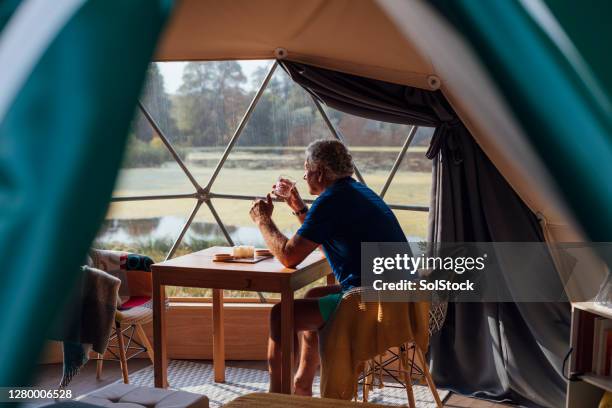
[292,205,309,216]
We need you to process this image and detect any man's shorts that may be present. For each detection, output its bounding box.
[318,292,343,322]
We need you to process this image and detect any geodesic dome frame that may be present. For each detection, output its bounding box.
[114,60,429,302]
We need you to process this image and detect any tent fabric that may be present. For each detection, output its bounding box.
[376,0,608,304]
[375,0,574,233]
[0,0,172,386]
[279,60,459,137]
[155,0,434,89]
[427,128,570,408]
[423,0,612,246]
[0,0,20,31]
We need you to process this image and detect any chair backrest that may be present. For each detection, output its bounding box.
[319,286,430,400]
[343,286,448,337]
[428,298,448,337]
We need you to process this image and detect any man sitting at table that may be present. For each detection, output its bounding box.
[249,139,406,395]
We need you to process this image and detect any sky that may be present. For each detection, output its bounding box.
[157,60,272,94]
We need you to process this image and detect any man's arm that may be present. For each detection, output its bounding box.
[250,194,318,268]
[256,218,318,268]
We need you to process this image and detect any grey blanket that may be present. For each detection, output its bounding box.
[74,266,120,351]
[52,266,120,387]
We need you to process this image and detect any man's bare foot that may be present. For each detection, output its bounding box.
[293,376,313,396]
[293,386,313,397]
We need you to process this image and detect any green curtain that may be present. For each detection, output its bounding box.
[430,0,612,243]
[0,0,173,386]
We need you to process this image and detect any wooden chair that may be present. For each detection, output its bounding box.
[359,298,447,408]
[318,287,430,401]
[88,249,155,384]
[97,305,155,383]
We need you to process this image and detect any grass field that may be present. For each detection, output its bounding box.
[102,148,432,298]
[110,167,431,232]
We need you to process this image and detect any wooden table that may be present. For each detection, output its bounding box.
[151,246,331,394]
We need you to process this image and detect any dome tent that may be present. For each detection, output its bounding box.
[0,0,610,406]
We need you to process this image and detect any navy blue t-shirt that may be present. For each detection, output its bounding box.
[297,177,406,290]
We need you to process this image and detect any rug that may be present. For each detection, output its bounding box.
[118,360,449,407]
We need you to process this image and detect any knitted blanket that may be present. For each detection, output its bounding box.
[318,288,430,399]
[54,250,152,387]
[56,266,120,388]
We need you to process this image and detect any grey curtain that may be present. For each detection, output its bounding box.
[428,130,570,408]
[281,61,570,407]
[280,60,460,132]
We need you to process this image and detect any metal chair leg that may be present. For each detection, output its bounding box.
[135,324,155,364]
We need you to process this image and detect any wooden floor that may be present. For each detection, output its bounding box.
[33,360,512,407]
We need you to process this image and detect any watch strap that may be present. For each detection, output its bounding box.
[292,206,309,216]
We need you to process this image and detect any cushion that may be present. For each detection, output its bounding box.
[115,305,152,326]
[80,384,208,408]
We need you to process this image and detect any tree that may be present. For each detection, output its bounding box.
[242,66,326,147]
[133,63,177,142]
[175,61,248,146]
[241,66,288,146]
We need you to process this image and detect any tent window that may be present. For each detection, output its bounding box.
[94,61,433,299]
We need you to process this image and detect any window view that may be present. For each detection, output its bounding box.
[215,66,331,202]
[95,60,434,298]
[95,199,193,261]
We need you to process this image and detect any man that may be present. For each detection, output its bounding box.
[249,139,406,395]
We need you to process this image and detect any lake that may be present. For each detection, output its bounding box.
[96,216,424,253]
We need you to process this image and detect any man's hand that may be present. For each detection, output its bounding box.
[251,191,317,268]
[271,182,306,212]
[250,194,274,225]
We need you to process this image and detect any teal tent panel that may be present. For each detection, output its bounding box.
[0,0,20,32]
[431,0,612,244]
[0,0,173,386]
[543,0,612,102]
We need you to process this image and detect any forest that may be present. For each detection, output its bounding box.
[126,61,433,169]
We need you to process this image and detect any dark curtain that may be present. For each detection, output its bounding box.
[428,130,570,407]
[281,61,570,407]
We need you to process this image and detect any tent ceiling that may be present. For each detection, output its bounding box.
[154,0,435,89]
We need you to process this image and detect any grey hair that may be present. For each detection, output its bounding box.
[305,139,355,179]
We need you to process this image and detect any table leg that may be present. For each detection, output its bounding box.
[153,275,168,388]
[280,288,294,394]
[212,288,225,383]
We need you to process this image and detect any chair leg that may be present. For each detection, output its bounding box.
[362,360,373,403]
[404,373,417,408]
[415,346,443,408]
[400,347,417,408]
[96,353,104,380]
[135,324,155,364]
[115,322,129,384]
